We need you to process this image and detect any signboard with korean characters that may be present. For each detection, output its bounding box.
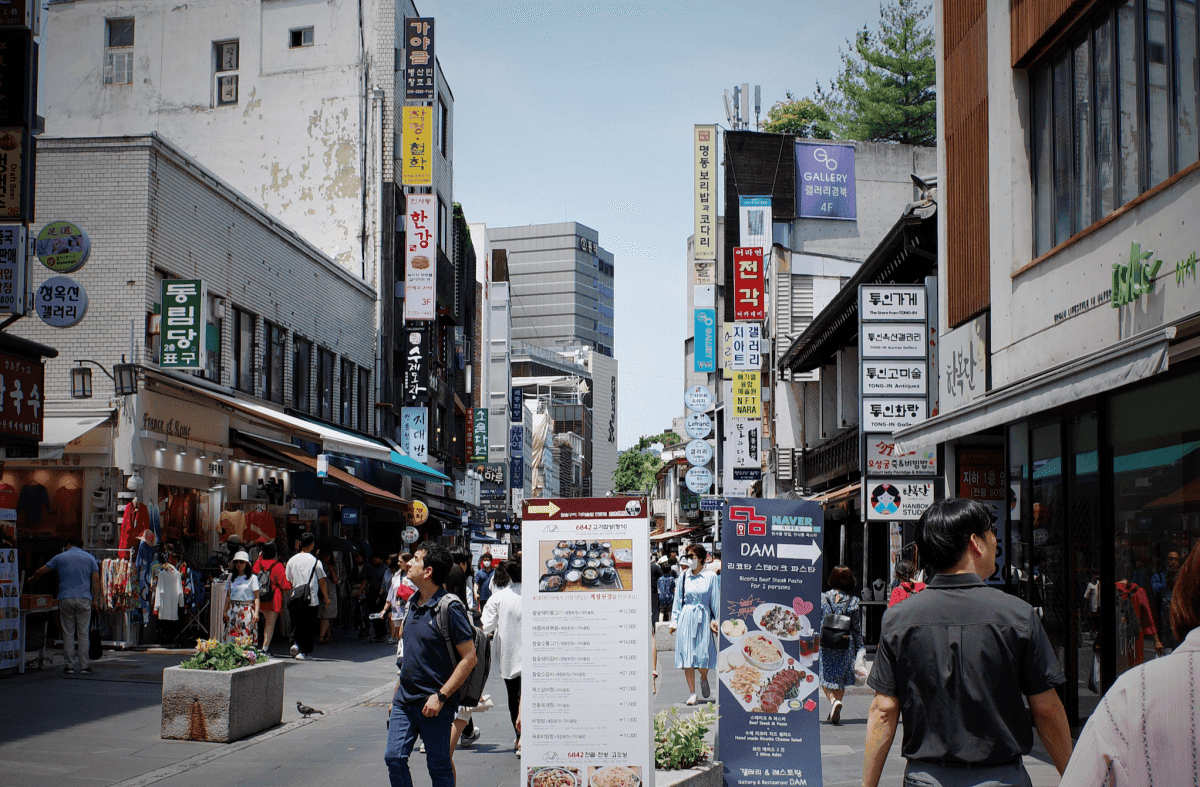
[685,412,712,440]
[0,128,29,221]
[399,407,428,464]
[860,323,927,358]
[35,275,87,328]
[859,285,925,321]
[522,496,653,787]
[719,498,824,787]
[0,542,17,671]
[511,387,524,423]
[866,479,935,521]
[864,435,937,476]
[475,462,507,513]
[403,193,437,321]
[685,465,713,493]
[35,221,90,274]
[694,307,716,373]
[685,384,712,412]
[733,247,765,321]
[941,314,988,414]
[731,371,761,418]
[861,361,927,395]
[401,106,433,187]
[471,407,488,463]
[796,141,856,220]
[694,124,717,260]
[957,447,1007,583]
[685,439,713,467]
[401,327,430,404]
[0,223,26,315]
[724,322,764,371]
[403,17,434,100]
[160,279,206,369]
[861,398,927,432]
[0,348,43,441]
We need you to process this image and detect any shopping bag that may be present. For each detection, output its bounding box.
[853,648,869,687]
[88,614,104,661]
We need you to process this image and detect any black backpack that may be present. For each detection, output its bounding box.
[435,593,491,707]
[256,561,275,603]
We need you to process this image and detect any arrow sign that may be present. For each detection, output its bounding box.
[527,501,560,517]
[778,539,821,564]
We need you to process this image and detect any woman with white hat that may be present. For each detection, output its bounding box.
[223,551,261,644]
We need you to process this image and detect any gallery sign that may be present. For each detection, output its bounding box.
[731,371,761,418]
[733,247,765,320]
[724,321,764,371]
[403,193,437,320]
[860,324,927,358]
[35,275,87,328]
[861,398,926,432]
[694,308,716,373]
[796,141,856,220]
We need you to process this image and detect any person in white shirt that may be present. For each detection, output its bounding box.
[482,560,522,753]
[285,533,328,660]
[382,553,416,645]
[1059,545,1200,787]
[222,551,260,644]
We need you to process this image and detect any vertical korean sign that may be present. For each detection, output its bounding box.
[522,497,653,787]
[404,193,437,320]
[956,447,1006,583]
[403,17,434,100]
[733,248,765,320]
[399,406,428,464]
[694,306,716,373]
[694,125,716,261]
[0,224,26,315]
[719,498,824,787]
[0,349,43,441]
[795,142,856,220]
[738,196,772,256]
[401,327,429,404]
[401,106,433,186]
[471,407,489,463]
[0,536,16,670]
[160,279,206,369]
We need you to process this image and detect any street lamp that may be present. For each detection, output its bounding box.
[71,357,139,399]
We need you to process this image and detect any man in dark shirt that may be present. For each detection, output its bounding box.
[864,499,1073,787]
[473,552,494,612]
[350,551,370,638]
[384,542,477,787]
[367,553,387,641]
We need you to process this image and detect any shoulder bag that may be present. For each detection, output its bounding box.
[288,560,318,605]
[820,592,853,650]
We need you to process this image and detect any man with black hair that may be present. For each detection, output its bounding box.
[30,537,100,674]
[384,542,478,787]
[863,499,1073,787]
[285,532,328,661]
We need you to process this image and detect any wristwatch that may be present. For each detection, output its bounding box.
[435,690,448,703]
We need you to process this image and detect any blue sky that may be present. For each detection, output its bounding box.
[428,1,889,448]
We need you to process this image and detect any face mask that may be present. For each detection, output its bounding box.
[680,558,693,569]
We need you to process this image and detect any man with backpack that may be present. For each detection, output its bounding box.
[385,542,479,787]
[656,556,676,622]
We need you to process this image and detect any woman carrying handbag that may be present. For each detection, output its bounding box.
[818,565,863,725]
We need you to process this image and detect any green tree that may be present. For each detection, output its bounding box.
[823,0,936,146]
[763,93,833,138]
[612,432,679,493]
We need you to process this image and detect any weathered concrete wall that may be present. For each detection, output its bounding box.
[161,659,284,743]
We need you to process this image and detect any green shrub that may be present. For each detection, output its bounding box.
[654,705,717,770]
[179,638,269,671]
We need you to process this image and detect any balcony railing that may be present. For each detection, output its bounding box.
[800,427,859,488]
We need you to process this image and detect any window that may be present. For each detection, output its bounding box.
[1032,0,1200,256]
[214,40,239,106]
[438,95,449,155]
[340,358,354,426]
[232,307,255,394]
[204,294,221,382]
[437,197,448,252]
[317,347,335,421]
[264,322,285,404]
[358,367,370,433]
[290,27,314,48]
[104,19,134,85]
[293,336,312,412]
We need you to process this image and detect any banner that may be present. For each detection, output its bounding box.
[160,279,206,369]
[399,407,428,463]
[694,125,717,260]
[719,498,824,787]
[401,106,433,186]
[738,196,772,255]
[403,193,437,320]
[471,407,488,463]
[796,141,856,220]
[403,17,435,100]
[694,308,716,373]
[400,326,429,403]
[733,247,765,320]
[522,497,653,787]
[731,371,761,418]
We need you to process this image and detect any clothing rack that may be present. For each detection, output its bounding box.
[87,546,138,649]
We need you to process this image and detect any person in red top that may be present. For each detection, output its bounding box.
[888,560,926,608]
[251,541,291,651]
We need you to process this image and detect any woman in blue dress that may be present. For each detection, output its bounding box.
[818,565,862,725]
[670,543,720,705]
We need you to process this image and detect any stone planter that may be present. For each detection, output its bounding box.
[656,760,722,787]
[161,659,285,743]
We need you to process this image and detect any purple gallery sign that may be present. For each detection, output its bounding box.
[796,142,857,220]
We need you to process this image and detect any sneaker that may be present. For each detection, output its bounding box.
[80,667,94,674]
[460,727,482,747]
[419,742,426,753]
[700,677,710,698]
[290,644,300,658]
[63,666,74,674]
[685,694,697,706]
[295,653,307,661]
[831,700,843,725]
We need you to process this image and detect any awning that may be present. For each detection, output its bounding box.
[219,395,393,461]
[386,450,451,484]
[235,433,408,510]
[651,527,696,542]
[810,481,860,505]
[893,327,1175,454]
[39,411,113,459]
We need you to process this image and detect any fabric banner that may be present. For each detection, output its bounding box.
[403,194,437,320]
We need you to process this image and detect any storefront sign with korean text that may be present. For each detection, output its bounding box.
[866,479,934,521]
[957,447,1006,583]
[861,397,926,431]
[471,407,488,463]
[694,308,716,373]
[159,279,206,369]
[521,497,653,787]
[511,387,524,423]
[477,462,506,512]
[861,361,926,395]
[941,314,988,414]
[865,435,937,476]
[401,327,429,403]
[35,275,87,328]
[739,196,772,256]
[685,384,712,412]
[694,125,717,260]
[401,106,433,186]
[36,221,90,274]
[685,412,712,439]
[725,322,764,371]
[686,438,713,467]
[403,194,437,320]
[0,349,42,441]
[403,17,435,100]
[694,260,715,285]
[796,141,856,220]
[859,285,925,321]
[399,406,428,464]
[860,324,927,358]
[0,129,26,219]
[722,395,761,494]
[733,247,765,320]
[0,224,26,315]
[731,371,762,418]
[719,498,824,787]
[0,543,16,670]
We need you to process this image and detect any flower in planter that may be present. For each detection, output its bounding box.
[180,641,270,671]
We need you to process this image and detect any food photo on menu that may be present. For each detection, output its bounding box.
[537,539,635,593]
[717,598,820,714]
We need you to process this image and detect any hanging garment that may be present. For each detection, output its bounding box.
[117,503,150,552]
[18,483,52,526]
[154,566,185,621]
[219,509,247,541]
[244,509,277,541]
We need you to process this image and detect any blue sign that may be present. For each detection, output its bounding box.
[510,387,524,423]
[694,308,716,372]
[510,455,524,488]
[796,141,856,220]
[719,498,824,787]
[699,496,722,511]
[341,507,359,526]
[510,425,524,458]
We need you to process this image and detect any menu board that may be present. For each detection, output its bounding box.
[719,498,824,787]
[0,541,17,670]
[522,497,653,787]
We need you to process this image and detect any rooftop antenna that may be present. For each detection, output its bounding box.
[754,85,762,131]
[723,90,735,128]
[741,83,750,129]
[733,85,742,129]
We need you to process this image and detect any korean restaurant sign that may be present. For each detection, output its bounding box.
[0,348,42,441]
[694,125,717,261]
[35,220,90,274]
[403,17,435,100]
[719,498,824,787]
[35,275,87,328]
[0,224,27,315]
[795,141,856,220]
[733,247,765,320]
[401,327,429,404]
[399,407,428,464]
[865,435,937,476]
[401,106,433,187]
[403,193,436,320]
[471,407,488,463]
[521,496,653,787]
[160,279,206,369]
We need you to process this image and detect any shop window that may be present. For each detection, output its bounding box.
[104,18,134,86]
[264,322,285,404]
[214,40,239,106]
[340,358,354,426]
[1030,0,1200,257]
[293,336,312,412]
[232,307,255,394]
[358,367,370,432]
[317,347,335,421]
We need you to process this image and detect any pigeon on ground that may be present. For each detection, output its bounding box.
[296,702,324,718]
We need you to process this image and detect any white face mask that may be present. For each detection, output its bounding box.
[679,558,693,569]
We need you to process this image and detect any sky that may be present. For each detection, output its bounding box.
[427,1,887,449]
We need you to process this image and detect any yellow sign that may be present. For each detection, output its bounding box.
[411,500,429,525]
[402,106,433,186]
[731,371,761,417]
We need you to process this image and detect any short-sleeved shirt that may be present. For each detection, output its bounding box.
[475,568,494,607]
[284,552,327,607]
[229,574,260,602]
[46,547,99,600]
[868,572,1065,766]
[396,587,474,706]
